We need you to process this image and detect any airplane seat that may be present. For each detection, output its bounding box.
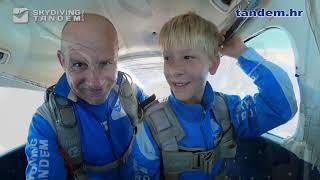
[225,136,320,180]
[0,145,27,180]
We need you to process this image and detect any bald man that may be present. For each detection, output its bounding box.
[25,13,160,180]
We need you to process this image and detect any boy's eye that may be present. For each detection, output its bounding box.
[184,55,194,60]
[163,56,170,61]
[100,61,112,66]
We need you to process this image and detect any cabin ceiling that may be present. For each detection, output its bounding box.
[0,0,240,89]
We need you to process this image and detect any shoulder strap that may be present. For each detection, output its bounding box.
[213,92,230,131]
[36,86,83,176]
[212,92,237,158]
[117,72,144,128]
[144,99,185,151]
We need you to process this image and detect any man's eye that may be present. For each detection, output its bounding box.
[73,63,83,67]
[72,62,87,70]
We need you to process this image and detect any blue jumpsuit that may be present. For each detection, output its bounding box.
[142,47,298,179]
[25,72,160,179]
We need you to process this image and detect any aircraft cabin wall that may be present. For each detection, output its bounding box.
[238,0,320,172]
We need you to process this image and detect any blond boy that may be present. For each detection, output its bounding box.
[142,12,297,179]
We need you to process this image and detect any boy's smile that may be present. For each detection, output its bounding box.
[171,81,190,89]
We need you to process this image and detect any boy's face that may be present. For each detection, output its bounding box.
[163,48,219,104]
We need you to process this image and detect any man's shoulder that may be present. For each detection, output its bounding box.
[28,112,57,140]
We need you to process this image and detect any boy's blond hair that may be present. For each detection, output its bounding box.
[159,12,219,60]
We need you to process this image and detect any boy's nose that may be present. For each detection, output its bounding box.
[173,70,184,77]
[169,60,185,76]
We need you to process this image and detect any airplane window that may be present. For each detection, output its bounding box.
[118,57,170,99]
[0,87,43,155]
[210,28,300,139]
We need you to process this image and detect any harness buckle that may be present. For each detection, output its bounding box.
[193,149,218,173]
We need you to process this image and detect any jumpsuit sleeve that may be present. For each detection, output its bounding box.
[225,47,298,139]
[25,114,67,180]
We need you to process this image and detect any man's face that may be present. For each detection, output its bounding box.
[163,48,214,104]
[59,43,118,105]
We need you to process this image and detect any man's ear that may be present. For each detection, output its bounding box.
[209,56,220,75]
[57,50,66,69]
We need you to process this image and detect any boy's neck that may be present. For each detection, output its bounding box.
[174,90,205,105]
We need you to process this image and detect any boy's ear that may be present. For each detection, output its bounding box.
[209,56,220,75]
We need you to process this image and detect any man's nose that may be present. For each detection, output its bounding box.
[87,70,104,88]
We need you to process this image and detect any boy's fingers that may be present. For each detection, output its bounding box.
[220,36,225,43]
[216,32,225,45]
[218,29,229,45]
[219,44,227,56]
[222,30,227,35]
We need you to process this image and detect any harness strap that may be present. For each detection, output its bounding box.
[144,100,185,151]
[59,147,77,174]
[36,72,144,179]
[212,92,237,159]
[144,92,237,180]
[162,146,221,174]
[118,72,144,127]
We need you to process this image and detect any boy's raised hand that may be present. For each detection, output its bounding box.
[218,30,247,59]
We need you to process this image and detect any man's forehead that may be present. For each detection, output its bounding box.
[60,13,118,55]
[62,14,116,33]
[62,34,117,48]
[63,40,117,53]
[63,42,118,60]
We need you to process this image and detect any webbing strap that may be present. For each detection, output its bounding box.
[118,72,144,127]
[59,147,78,175]
[162,146,221,174]
[212,92,237,159]
[37,91,83,166]
[54,96,82,165]
[144,100,185,151]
